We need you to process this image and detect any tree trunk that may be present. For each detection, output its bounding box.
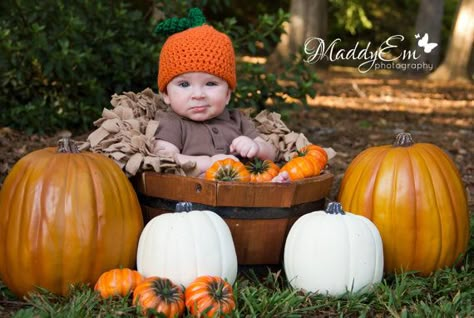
[269,0,328,64]
[410,0,444,70]
[429,0,474,81]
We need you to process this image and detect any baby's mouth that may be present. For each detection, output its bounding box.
[190,105,209,112]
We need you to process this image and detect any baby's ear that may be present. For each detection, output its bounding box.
[160,91,171,104]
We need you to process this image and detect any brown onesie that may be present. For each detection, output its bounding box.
[155,109,260,156]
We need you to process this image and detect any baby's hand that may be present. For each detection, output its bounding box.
[230,136,260,158]
[272,171,290,183]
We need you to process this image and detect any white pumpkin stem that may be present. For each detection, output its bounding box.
[326,202,345,215]
[393,133,414,147]
[57,137,80,153]
[176,202,193,212]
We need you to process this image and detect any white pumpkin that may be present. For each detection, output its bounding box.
[136,202,237,287]
[284,202,384,296]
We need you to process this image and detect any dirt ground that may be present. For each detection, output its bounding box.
[1,67,473,211]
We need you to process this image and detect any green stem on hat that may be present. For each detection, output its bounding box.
[154,7,207,36]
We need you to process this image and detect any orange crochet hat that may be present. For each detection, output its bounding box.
[156,10,236,92]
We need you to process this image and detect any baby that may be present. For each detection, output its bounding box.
[153,12,289,182]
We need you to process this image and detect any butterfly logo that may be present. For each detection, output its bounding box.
[415,33,438,53]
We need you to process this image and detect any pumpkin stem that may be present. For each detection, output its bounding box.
[57,137,80,153]
[246,158,266,174]
[176,202,193,212]
[151,278,183,301]
[393,133,414,147]
[295,149,306,157]
[216,166,239,181]
[325,202,345,215]
[212,280,224,299]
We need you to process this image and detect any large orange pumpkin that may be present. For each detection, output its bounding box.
[338,133,469,275]
[0,138,144,297]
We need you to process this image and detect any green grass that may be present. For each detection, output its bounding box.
[1,259,472,317]
[1,220,473,318]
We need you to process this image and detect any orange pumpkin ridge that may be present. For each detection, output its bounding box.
[298,144,328,170]
[280,155,321,180]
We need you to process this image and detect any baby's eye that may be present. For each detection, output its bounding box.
[178,81,190,87]
[206,81,218,86]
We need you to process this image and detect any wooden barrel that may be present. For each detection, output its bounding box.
[132,172,334,265]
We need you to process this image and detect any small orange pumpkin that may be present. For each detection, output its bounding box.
[245,158,280,182]
[298,144,328,170]
[185,276,235,317]
[133,277,185,317]
[205,158,250,182]
[94,268,144,299]
[280,155,321,181]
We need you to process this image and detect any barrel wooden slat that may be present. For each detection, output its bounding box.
[216,182,295,207]
[133,172,217,205]
[292,173,334,204]
[224,218,297,264]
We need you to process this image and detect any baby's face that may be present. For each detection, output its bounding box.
[162,72,231,121]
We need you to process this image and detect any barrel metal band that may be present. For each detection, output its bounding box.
[138,193,326,219]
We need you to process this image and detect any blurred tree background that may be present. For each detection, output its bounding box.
[0,0,467,135]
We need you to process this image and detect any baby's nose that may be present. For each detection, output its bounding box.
[191,86,205,98]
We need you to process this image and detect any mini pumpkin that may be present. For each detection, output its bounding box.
[280,154,321,180]
[284,202,384,296]
[205,158,250,182]
[185,276,235,317]
[133,276,185,317]
[136,203,238,287]
[94,268,144,299]
[338,132,469,275]
[245,158,280,182]
[298,144,328,170]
